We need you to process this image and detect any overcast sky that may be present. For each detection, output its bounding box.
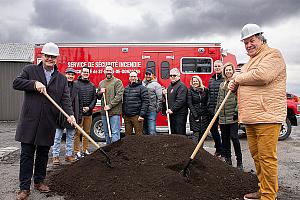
[1,0,300,94]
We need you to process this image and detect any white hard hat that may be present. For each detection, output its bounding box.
[41,42,60,56]
[241,24,263,41]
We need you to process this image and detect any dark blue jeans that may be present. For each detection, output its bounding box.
[19,143,50,190]
[143,111,158,135]
[102,115,121,144]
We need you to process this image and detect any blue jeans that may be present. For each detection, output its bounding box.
[143,111,157,135]
[102,115,121,144]
[52,128,75,157]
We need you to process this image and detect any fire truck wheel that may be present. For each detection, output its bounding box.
[90,115,106,142]
[278,117,292,141]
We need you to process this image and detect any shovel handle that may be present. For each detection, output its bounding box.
[165,92,171,135]
[43,91,100,149]
[190,90,232,160]
[103,92,112,139]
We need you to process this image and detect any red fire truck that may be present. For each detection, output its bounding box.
[34,43,237,141]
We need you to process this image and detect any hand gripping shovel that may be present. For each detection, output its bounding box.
[165,92,171,135]
[43,91,112,168]
[103,91,113,143]
[183,90,231,177]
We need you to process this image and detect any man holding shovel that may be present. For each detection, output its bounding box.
[162,68,188,135]
[228,24,286,200]
[97,65,124,144]
[13,42,75,200]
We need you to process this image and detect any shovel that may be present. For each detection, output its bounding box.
[103,91,113,143]
[183,90,231,177]
[165,92,171,135]
[43,91,112,168]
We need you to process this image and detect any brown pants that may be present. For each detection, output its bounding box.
[123,115,143,136]
[245,123,281,200]
[73,115,92,153]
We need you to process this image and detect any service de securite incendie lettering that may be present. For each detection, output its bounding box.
[67,61,142,68]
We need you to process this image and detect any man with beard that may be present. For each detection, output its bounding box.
[123,71,149,136]
[74,66,97,158]
[97,65,124,144]
[163,68,188,135]
[142,69,162,135]
[13,42,75,200]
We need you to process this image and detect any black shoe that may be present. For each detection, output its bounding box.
[237,162,244,171]
[225,157,232,165]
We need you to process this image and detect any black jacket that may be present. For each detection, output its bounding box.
[13,62,73,146]
[207,73,224,115]
[187,87,209,132]
[76,76,97,116]
[57,81,83,129]
[163,80,188,115]
[123,81,149,117]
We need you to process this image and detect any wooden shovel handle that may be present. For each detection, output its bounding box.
[43,91,100,149]
[165,92,171,135]
[103,92,112,139]
[190,90,232,159]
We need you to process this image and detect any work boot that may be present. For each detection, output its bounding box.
[225,157,232,165]
[243,191,260,200]
[34,183,50,193]
[52,157,60,166]
[16,190,30,200]
[65,156,75,163]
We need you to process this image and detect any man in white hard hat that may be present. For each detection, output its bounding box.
[13,42,76,200]
[229,24,286,200]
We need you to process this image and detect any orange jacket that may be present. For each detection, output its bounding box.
[235,44,287,124]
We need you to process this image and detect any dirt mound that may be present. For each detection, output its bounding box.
[48,135,258,200]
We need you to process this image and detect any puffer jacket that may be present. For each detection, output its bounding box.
[123,81,149,117]
[215,82,238,124]
[187,87,209,132]
[98,76,124,116]
[142,79,162,112]
[207,73,224,115]
[235,44,287,124]
[76,76,97,116]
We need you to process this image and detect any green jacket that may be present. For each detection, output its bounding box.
[215,81,238,124]
[98,76,124,116]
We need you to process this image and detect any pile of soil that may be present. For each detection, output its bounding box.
[48,135,258,200]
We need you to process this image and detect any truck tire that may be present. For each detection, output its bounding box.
[278,117,292,141]
[90,115,106,142]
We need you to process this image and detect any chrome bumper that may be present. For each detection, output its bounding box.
[296,114,300,126]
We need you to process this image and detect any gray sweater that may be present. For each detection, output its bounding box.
[142,79,162,112]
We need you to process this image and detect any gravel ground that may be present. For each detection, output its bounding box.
[0,121,299,199]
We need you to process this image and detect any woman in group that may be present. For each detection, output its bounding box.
[216,62,243,170]
[187,75,209,143]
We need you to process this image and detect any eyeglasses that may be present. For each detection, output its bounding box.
[44,54,57,59]
[170,74,177,77]
[214,65,222,68]
[130,76,137,77]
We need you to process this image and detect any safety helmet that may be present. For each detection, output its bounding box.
[241,24,263,41]
[41,42,60,56]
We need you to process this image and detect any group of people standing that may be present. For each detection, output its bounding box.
[162,63,243,170]
[14,23,286,200]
